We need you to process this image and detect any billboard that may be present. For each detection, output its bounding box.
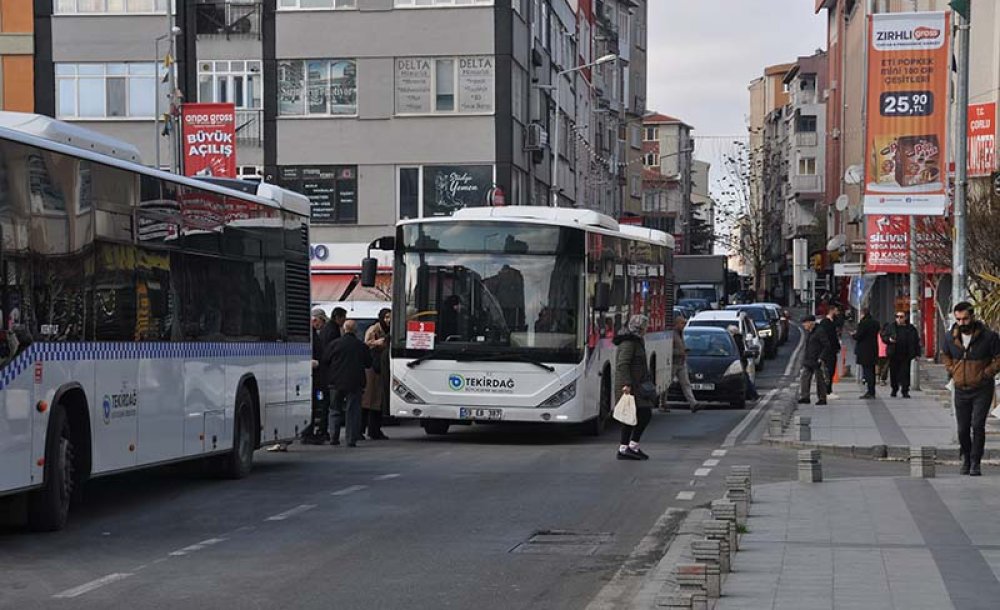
[181,103,237,178]
[864,12,950,216]
[866,214,951,274]
[969,102,997,177]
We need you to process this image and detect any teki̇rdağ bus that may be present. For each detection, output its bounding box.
[0,113,312,530]
[360,206,675,436]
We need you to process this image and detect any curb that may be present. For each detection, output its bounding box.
[760,437,1000,462]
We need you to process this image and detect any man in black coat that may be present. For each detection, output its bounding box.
[852,307,881,399]
[798,315,830,405]
[323,319,372,447]
[818,303,842,395]
[881,311,920,398]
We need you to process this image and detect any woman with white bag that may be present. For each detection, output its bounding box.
[613,314,656,461]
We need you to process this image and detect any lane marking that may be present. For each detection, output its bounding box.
[694,468,712,477]
[53,573,132,599]
[702,459,720,467]
[373,473,400,481]
[266,504,317,521]
[783,323,807,378]
[168,537,226,557]
[722,387,780,448]
[676,491,696,501]
[711,449,727,457]
[331,485,368,496]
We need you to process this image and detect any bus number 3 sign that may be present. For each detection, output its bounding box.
[406,321,435,350]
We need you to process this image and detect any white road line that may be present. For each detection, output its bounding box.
[784,323,807,377]
[168,537,226,557]
[676,491,696,501]
[702,459,720,467]
[266,504,317,521]
[711,449,727,457]
[694,468,712,477]
[53,573,132,599]
[722,387,780,448]
[331,484,368,496]
[373,473,401,481]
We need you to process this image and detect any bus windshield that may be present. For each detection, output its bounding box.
[395,222,585,362]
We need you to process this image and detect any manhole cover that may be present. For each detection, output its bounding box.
[510,530,614,556]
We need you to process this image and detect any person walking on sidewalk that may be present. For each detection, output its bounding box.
[941,302,1000,476]
[818,304,841,397]
[876,332,890,386]
[614,314,655,461]
[852,307,881,399]
[798,315,830,406]
[881,311,920,398]
[324,320,372,448]
[669,316,700,413]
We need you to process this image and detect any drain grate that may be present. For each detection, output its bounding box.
[510,530,614,556]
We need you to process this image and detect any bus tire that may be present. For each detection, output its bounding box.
[583,373,612,437]
[423,421,450,436]
[28,406,75,532]
[221,386,255,479]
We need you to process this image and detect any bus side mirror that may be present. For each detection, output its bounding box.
[594,283,611,313]
[360,257,378,287]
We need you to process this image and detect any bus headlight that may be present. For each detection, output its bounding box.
[538,381,577,408]
[393,378,425,404]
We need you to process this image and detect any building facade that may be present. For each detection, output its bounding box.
[1,0,34,112]
[641,112,693,252]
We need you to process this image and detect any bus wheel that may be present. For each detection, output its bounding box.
[221,386,255,479]
[583,375,611,437]
[28,407,75,532]
[423,421,450,436]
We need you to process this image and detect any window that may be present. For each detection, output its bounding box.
[631,124,641,149]
[278,59,357,116]
[798,157,816,175]
[278,0,355,9]
[55,0,166,13]
[644,153,659,167]
[630,174,640,198]
[644,126,658,141]
[394,0,491,5]
[198,60,262,109]
[398,165,495,219]
[56,63,159,119]
[394,56,494,115]
[512,68,525,122]
[796,115,817,133]
[277,165,357,224]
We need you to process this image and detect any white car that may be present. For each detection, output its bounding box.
[686,310,764,375]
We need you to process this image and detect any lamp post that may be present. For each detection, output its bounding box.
[154,24,181,171]
[537,53,618,207]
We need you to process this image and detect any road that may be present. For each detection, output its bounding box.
[0,325,904,609]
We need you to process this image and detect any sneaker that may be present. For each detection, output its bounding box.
[827,393,839,400]
[627,447,650,460]
[616,449,642,461]
[265,443,287,452]
[902,393,911,399]
[815,400,828,406]
[797,399,810,405]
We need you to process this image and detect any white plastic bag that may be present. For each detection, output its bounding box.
[613,393,637,426]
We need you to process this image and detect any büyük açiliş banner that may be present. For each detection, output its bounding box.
[181,103,237,178]
[864,11,950,216]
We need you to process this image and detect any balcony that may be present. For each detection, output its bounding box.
[794,132,819,147]
[196,2,261,40]
[791,174,823,194]
[235,109,262,147]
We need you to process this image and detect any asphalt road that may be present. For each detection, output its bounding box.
[1,324,903,609]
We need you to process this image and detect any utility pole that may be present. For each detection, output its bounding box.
[952,3,971,307]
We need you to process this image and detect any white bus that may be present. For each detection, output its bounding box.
[0,113,312,530]
[365,206,675,436]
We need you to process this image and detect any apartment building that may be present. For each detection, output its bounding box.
[1,0,34,112]
[641,112,693,252]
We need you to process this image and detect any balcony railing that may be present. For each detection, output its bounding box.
[196,2,261,39]
[791,174,823,194]
[235,109,262,147]
[794,132,819,147]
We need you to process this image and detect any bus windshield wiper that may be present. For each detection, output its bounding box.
[406,347,468,368]
[455,352,556,372]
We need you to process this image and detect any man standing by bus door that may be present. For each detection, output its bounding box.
[325,319,372,448]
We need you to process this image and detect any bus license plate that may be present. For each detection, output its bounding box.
[459,408,502,421]
[691,383,715,391]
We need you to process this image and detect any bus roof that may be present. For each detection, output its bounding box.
[0,111,310,218]
[401,206,674,248]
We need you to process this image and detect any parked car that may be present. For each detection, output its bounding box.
[687,310,764,371]
[674,304,697,321]
[678,298,713,314]
[760,303,791,344]
[726,304,779,359]
[759,303,787,345]
[668,327,750,409]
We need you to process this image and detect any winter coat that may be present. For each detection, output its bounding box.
[853,315,881,367]
[803,326,831,371]
[941,321,1000,392]
[312,322,340,388]
[880,322,920,362]
[614,333,654,408]
[362,322,390,411]
[818,317,840,359]
[323,332,372,394]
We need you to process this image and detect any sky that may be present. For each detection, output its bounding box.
[647,0,828,165]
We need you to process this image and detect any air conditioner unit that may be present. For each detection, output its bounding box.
[525,123,548,151]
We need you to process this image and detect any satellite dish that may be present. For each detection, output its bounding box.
[845,165,863,185]
[827,234,847,252]
[835,194,849,211]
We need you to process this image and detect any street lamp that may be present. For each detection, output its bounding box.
[154,24,181,171]
[537,53,618,207]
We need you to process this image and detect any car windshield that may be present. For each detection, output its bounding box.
[684,331,737,357]
[730,307,768,323]
[689,319,740,333]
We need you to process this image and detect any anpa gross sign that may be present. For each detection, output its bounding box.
[182,102,237,178]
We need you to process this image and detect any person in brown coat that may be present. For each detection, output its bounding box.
[362,308,391,440]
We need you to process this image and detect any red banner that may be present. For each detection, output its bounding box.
[866,214,951,274]
[181,103,236,178]
[969,102,997,177]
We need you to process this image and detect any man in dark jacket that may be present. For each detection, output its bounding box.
[302,309,334,445]
[324,319,372,447]
[798,315,830,405]
[852,308,881,399]
[941,302,1000,476]
[881,311,920,398]
[818,304,841,395]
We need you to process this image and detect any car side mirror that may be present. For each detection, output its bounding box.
[594,282,611,312]
[360,257,378,287]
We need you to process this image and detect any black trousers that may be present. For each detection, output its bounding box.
[620,407,653,444]
[363,409,383,436]
[305,386,330,438]
[889,358,911,393]
[860,363,876,396]
[956,385,994,463]
[822,353,837,393]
